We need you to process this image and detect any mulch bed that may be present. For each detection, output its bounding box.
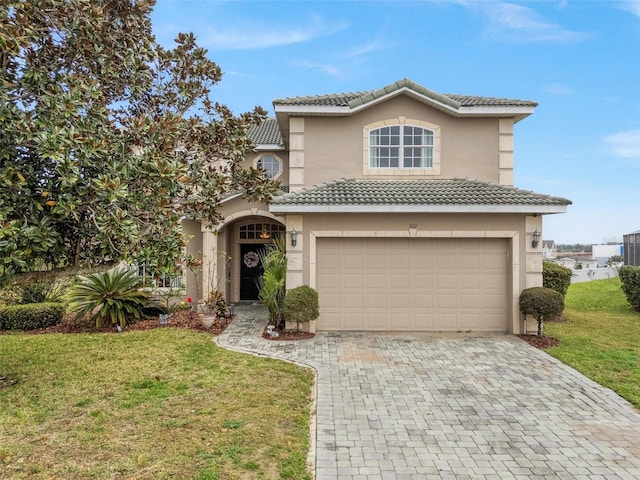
[17,310,232,336]
[262,325,315,341]
[518,334,560,349]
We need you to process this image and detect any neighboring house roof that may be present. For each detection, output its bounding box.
[270,178,571,214]
[542,240,556,248]
[247,118,283,149]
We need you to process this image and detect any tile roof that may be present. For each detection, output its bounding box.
[271,178,571,209]
[273,78,537,108]
[247,118,282,145]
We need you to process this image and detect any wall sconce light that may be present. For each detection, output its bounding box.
[290,229,297,247]
[532,229,541,248]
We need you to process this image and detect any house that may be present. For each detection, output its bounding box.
[185,79,571,334]
[553,257,577,269]
[542,240,557,259]
[573,256,598,270]
[623,230,639,266]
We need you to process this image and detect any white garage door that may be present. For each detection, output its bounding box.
[316,237,508,331]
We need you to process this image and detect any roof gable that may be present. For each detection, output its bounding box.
[273,78,537,118]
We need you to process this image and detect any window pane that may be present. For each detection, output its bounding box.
[390,126,400,135]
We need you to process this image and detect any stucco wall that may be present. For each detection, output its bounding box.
[297,95,502,187]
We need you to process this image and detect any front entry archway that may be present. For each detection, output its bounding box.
[230,219,285,303]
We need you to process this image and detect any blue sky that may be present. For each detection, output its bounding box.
[151,0,640,245]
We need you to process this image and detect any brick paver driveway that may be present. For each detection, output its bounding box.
[218,305,640,479]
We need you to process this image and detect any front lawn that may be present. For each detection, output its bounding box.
[0,328,313,479]
[544,278,640,409]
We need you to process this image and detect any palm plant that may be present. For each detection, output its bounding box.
[258,235,287,326]
[67,267,150,328]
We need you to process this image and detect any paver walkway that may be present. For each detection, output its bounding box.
[217,305,640,479]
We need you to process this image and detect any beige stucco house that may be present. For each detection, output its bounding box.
[184,79,571,334]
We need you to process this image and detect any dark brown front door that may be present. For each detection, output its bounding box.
[240,244,267,300]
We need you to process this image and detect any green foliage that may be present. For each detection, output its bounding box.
[0,2,278,286]
[618,265,640,311]
[519,286,565,337]
[66,267,150,328]
[542,260,572,296]
[284,285,319,332]
[201,289,227,317]
[258,235,287,326]
[0,302,64,330]
[0,285,22,307]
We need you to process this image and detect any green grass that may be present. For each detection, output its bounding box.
[544,278,640,409]
[0,328,313,479]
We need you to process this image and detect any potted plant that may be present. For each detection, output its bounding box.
[199,289,226,328]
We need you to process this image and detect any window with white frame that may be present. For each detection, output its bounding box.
[256,154,281,179]
[369,125,434,169]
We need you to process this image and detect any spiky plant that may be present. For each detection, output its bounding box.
[67,267,150,328]
[258,235,287,326]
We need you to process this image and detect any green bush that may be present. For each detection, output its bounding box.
[67,267,149,328]
[542,260,572,296]
[283,285,319,333]
[519,287,565,337]
[618,265,640,311]
[0,302,65,330]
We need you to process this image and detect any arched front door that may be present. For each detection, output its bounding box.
[237,221,285,301]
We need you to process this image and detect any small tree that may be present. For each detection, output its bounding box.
[283,286,319,333]
[519,287,564,337]
[607,255,624,274]
[619,266,640,311]
[542,260,572,296]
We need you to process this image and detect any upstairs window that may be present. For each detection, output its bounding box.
[256,154,281,179]
[369,125,434,169]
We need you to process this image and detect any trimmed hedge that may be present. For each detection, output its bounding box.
[542,260,572,297]
[619,265,640,311]
[284,285,319,332]
[519,287,564,337]
[0,302,65,331]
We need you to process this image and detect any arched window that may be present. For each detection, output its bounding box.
[369,125,434,169]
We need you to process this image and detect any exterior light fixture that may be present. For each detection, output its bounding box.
[290,229,297,247]
[532,229,541,248]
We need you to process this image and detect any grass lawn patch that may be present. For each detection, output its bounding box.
[0,328,313,479]
[543,278,640,409]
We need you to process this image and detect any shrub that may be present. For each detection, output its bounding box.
[542,260,572,296]
[283,285,319,333]
[0,302,65,330]
[618,266,640,311]
[258,235,287,327]
[519,287,565,337]
[67,267,150,328]
[0,285,22,307]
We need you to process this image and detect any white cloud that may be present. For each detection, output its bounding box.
[605,129,640,159]
[618,0,640,17]
[200,15,348,50]
[544,83,574,95]
[479,2,590,42]
[346,40,383,58]
[290,60,344,78]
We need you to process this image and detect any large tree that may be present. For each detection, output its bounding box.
[0,0,277,285]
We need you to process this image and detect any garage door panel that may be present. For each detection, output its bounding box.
[316,237,508,331]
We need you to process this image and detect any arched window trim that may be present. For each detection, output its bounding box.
[362,118,441,176]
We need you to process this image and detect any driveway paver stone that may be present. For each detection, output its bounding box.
[217,305,640,480]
